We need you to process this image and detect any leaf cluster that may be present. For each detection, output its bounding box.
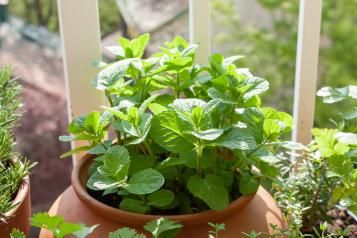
[61,34,294,214]
[271,85,356,236]
[0,66,35,220]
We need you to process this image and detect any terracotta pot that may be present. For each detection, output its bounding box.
[0,176,31,238]
[40,154,286,237]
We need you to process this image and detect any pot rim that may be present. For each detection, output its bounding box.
[72,153,256,227]
[4,176,30,217]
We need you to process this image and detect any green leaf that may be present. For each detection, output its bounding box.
[223,55,244,67]
[60,146,94,159]
[84,111,101,134]
[129,155,154,175]
[100,145,130,180]
[10,229,26,238]
[144,217,183,238]
[147,189,175,208]
[212,128,257,150]
[270,141,307,150]
[131,33,150,58]
[317,85,357,103]
[119,198,150,214]
[190,129,224,141]
[207,87,235,104]
[31,213,82,238]
[126,168,164,195]
[241,77,269,101]
[170,98,206,112]
[239,174,260,195]
[94,59,132,90]
[87,171,121,191]
[150,111,194,153]
[88,140,112,154]
[312,128,337,157]
[335,132,357,145]
[149,103,167,115]
[73,224,99,238]
[187,175,229,210]
[263,119,281,138]
[109,228,146,238]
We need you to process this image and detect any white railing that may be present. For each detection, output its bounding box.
[57,0,323,160]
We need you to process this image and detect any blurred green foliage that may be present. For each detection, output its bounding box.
[213,0,357,127]
[8,0,121,37]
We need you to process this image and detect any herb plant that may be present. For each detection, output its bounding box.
[0,66,34,220]
[268,85,357,237]
[16,213,182,238]
[61,34,294,214]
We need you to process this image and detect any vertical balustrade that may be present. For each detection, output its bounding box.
[189,0,211,64]
[57,0,104,161]
[292,0,323,144]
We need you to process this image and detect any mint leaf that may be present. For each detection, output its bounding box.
[73,224,99,238]
[94,59,132,90]
[241,77,269,101]
[212,128,257,150]
[31,213,82,238]
[10,229,26,238]
[144,217,183,238]
[239,174,260,195]
[109,227,146,238]
[150,111,194,153]
[147,189,175,208]
[190,129,224,141]
[336,132,357,145]
[84,111,101,135]
[87,171,121,191]
[111,228,146,238]
[317,85,357,103]
[100,145,130,180]
[120,198,150,214]
[126,168,164,194]
[187,175,229,210]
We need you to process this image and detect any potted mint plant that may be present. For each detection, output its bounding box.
[0,66,34,237]
[43,34,295,238]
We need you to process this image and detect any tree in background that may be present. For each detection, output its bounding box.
[8,0,121,37]
[213,0,356,127]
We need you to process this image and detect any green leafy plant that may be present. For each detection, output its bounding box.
[30,213,98,238]
[266,85,357,237]
[212,0,357,128]
[18,213,182,238]
[60,34,294,215]
[0,66,35,221]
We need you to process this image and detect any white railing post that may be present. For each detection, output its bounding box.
[189,0,211,64]
[57,0,104,160]
[292,0,323,144]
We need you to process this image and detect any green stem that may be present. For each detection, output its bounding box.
[196,144,203,177]
[143,140,155,160]
[247,137,269,158]
[176,71,180,98]
[105,89,122,144]
[140,77,146,102]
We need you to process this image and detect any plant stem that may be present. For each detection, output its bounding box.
[176,71,180,98]
[143,140,155,160]
[247,137,269,158]
[196,144,203,177]
[105,89,122,144]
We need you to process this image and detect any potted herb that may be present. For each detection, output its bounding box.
[0,66,34,237]
[43,34,295,237]
[269,85,357,237]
